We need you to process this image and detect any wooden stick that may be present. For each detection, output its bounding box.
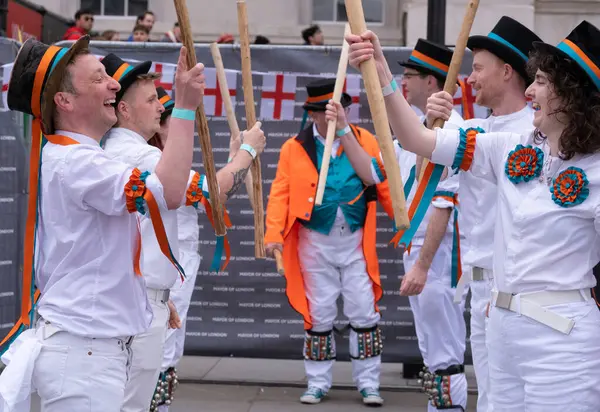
[173,0,227,236]
[209,42,255,211]
[315,24,351,206]
[417,0,480,181]
[344,0,409,230]
[237,0,266,258]
[273,249,284,276]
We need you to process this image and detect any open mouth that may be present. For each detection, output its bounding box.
[532,102,541,111]
[104,98,116,107]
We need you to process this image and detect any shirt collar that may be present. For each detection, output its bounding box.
[54,130,100,147]
[107,127,148,145]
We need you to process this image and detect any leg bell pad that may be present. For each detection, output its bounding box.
[303,329,336,361]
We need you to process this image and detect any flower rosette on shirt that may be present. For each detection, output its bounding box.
[504,144,543,184]
[550,167,589,207]
[125,168,150,214]
[186,172,203,209]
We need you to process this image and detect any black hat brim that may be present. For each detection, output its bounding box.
[531,41,598,89]
[303,92,352,112]
[116,60,153,102]
[467,35,531,82]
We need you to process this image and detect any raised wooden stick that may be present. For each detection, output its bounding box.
[344,0,409,230]
[209,42,254,211]
[273,249,284,276]
[417,0,480,181]
[237,0,266,258]
[173,0,226,236]
[315,24,351,206]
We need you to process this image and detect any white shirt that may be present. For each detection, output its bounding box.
[36,130,167,339]
[456,105,535,270]
[103,128,191,290]
[177,206,200,250]
[432,127,600,294]
[394,110,463,246]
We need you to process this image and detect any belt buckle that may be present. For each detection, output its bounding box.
[162,289,170,303]
[494,291,513,309]
[472,267,484,281]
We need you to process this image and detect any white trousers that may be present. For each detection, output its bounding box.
[298,214,381,392]
[488,299,600,412]
[404,243,468,411]
[161,247,201,371]
[122,298,169,412]
[32,321,131,412]
[469,270,493,412]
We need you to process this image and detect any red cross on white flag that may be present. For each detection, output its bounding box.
[260,73,296,120]
[151,62,176,96]
[1,62,13,111]
[203,67,237,117]
[343,74,361,123]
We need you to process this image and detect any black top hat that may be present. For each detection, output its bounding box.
[398,38,453,81]
[532,21,600,91]
[302,78,352,112]
[157,86,174,122]
[467,16,542,82]
[7,36,90,134]
[101,53,152,102]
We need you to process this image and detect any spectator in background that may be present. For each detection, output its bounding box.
[132,24,150,42]
[63,8,94,40]
[301,24,324,45]
[127,11,155,41]
[162,22,181,43]
[217,33,234,44]
[98,30,120,41]
[254,35,270,44]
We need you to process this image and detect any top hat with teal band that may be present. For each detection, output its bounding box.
[533,21,600,91]
[156,86,174,122]
[467,16,542,82]
[101,53,152,103]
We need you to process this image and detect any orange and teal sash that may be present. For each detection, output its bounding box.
[432,191,462,287]
[186,172,232,272]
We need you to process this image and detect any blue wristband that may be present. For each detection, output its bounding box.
[172,108,196,121]
[240,143,257,159]
[382,78,398,97]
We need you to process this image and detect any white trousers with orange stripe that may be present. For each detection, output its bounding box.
[404,240,468,411]
[297,211,381,392]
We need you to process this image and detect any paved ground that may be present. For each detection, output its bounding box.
[31,383,477,411]
[28,356,479,411]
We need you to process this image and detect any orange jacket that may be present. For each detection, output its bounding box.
[264,124,394,330]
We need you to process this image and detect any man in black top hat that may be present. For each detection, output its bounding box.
[423,16,543,412]
[265,78,394,406]
[0,38,204,411]
[100,53,266,412]
[394,38,468,412]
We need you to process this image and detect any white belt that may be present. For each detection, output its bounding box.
[453,267,493,303]
[491,289,591,334]
[147,287,170,303]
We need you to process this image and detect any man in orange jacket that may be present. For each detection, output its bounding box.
[265,78,393,406]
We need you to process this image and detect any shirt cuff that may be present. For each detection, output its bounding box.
[431,128,461,168]
[431,190,456,209]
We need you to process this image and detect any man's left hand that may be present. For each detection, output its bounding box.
[325,100,349,133]
[167,299,182,329]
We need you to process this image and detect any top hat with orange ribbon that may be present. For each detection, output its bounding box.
[302,78,352,112]
[532,20,600,91]
[156,86,174,122]
[101,53,152,103]
[7,36,90,135]
[398,38,453,82]
[467,16,542,82]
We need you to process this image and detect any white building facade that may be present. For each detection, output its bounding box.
[29,0,600,47]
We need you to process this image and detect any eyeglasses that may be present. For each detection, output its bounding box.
[83,16,94,22]
[403,72,425,79]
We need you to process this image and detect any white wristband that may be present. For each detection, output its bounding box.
[240,143,257,159]
[382,78,398,97]
[336,125,351,137]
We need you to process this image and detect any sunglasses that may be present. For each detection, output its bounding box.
[83,16,94,22]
